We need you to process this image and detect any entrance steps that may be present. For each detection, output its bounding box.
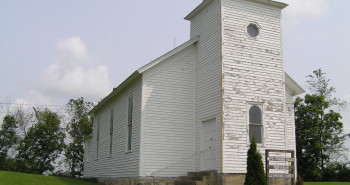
[174,171,218,185]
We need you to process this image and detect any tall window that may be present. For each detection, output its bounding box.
[96,117,100,158]
[86,140,90,162]
[249,105,263,144]
[110,108,114,156]
[127,95,133,151]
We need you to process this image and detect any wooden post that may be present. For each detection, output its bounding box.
[291,151,295,185]
[266,149,270,181]
[265,149,295,185]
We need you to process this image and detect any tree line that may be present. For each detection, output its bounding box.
[0,97,92,177]
[1,69,349,182]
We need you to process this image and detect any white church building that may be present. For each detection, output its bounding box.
[83,0,304,184]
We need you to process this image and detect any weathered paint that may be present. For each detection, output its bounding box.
[220,0,293,173]
[83,0,302,181]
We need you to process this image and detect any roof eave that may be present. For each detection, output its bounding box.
[249,0,288,9]
[137,35,200,73]
[89,71,141,114]
[185,0,212,20]
[285,73,305,96]
[185,0,288,20]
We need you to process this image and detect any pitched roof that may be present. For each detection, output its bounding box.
[138,36,200,73]
[89,36,200,114]
[185,0,288,20]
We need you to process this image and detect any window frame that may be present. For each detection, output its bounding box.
[245,22,261,39]
[86,139,90,162]
[247,103,264,145]
[126,94,133,152]
[109,108,114,156]
[96,117,100,159]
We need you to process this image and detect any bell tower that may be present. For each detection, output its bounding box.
[185,0,293,178]
[220,0,288,174]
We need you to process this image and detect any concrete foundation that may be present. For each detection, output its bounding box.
[97,177,181,185]
[94,173,295,185]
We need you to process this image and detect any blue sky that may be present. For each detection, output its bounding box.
[0,0,349,141]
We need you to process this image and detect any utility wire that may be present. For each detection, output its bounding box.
[0,102,66,107]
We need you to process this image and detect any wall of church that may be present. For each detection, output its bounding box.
[140,45,196,177]
[189,0,223,172]
[285,86,297,153]
[84,77,142,178]
[221,0,290,173]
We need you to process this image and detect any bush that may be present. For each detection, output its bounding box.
[323,162,350,182]
[296,174,304,185]
[0,157,17,171]
[244,137,267,185]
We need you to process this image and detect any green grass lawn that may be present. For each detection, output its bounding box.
[2,171,349,185]
[0,171,99,185]
[305,183,350,185]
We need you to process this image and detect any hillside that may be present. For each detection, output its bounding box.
[0,171,99,185]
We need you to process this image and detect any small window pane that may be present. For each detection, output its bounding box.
[128,96,133,125]
[127,95,133,151]
[127,125,132,151]
[97,118,100,158]
[110,108,114,155]
[86,140,90,162]
[249,124,262,143]
[247,24,259,38]
[110,108,114,133]
[249,105,262,124]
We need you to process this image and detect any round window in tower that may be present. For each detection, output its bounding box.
[247,23,259,38]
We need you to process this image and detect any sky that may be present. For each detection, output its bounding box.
[0,0,349,147]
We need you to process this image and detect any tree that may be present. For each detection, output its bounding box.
[244,137,267,185]
[323,162,350,182]
[306,69,347,108]
[65,98,93,177]
[13,105,34,137]
[295,69,346,181]
[16,108,65,174]
[0,115,18,170]
[295,95,344,180]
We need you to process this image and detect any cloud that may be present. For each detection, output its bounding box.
[2,37,112,116]
[56,37,87,67]
[41,64,111,101]
[340,95,350,133]
[0,91,51,126]
[15,90,52,106]
[38,37,113,102]
[279,0,330,27]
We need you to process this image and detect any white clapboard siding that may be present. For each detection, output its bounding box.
[84,77,142,178]
[141,45,196,177]
[188,0,223,172]
[285,87,296,150]
[83,0,301,178]
[221,0,287,173]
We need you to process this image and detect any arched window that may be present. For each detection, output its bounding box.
[249,105,263,143]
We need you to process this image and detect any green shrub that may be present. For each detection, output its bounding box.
[244,137,267,185]
[297,174,304,185]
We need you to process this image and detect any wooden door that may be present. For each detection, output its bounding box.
[201,118,216,171]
